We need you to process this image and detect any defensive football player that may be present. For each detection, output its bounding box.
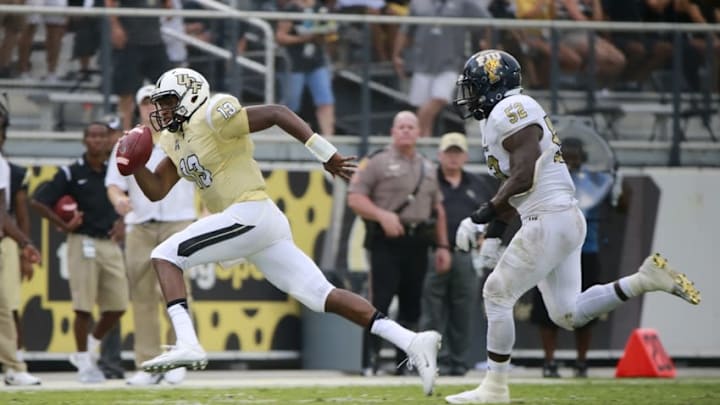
[447,50,701,404]
[121,68,442,396]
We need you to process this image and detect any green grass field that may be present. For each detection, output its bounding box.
[2,379,720,405]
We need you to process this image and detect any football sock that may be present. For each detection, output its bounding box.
[485,299,515,355]
[369,312,415,352]
[618,275,643,298]
[167,301,199,346]
[487,357,511,374]
[87,334,101,356]
[574,283,624,327]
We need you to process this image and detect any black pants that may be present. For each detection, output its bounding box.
[363,235,430,371]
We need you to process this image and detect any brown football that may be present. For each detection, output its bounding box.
[53,195,78,222]
[116,125,153,176]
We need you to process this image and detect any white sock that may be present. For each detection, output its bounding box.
[574,283,625,327]
[87,334,101,354]
[168,304,199,346]
[487,358,510,374]
[16,349,24,363]
[619,275,643,298]
[370,318,415,352]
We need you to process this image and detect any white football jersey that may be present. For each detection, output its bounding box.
[480,94,576,216]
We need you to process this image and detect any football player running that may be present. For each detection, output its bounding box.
[122,68,441,396]
[447,50,701,404]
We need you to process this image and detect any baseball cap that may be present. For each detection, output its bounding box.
[439,132,468,152]
[135,84,156,106]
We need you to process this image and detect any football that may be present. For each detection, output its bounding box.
[53,195,78,223]
[116,125,153,176]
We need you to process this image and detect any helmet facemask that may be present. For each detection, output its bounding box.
[149,94,185,133]
[453,74,487,120]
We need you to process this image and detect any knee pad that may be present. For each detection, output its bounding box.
[483,271,515,309]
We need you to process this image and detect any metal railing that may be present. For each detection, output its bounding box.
[3,5,720,164]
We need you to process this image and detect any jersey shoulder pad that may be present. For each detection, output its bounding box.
[487,94,547,141]
[205,93,243,132]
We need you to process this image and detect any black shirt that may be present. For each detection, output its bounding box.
[8,163,27,215]
[33,155,118,238]
[438,169,496,247]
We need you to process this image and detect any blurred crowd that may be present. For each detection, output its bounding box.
[0,0,718,136]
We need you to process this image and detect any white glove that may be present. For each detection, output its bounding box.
[455,218,485,252]
[476,237,502,271]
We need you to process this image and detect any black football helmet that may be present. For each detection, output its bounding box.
[454,49,522,120]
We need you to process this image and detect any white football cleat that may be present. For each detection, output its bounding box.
[445,371,510,404]
[638,253,701,305]
[405,331,441,396]
[4,369,41,386]
[141,342,207,373]
[163,367,187,384]
[126,370,163,386]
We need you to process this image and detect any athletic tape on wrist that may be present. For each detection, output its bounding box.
[305,133,337,163]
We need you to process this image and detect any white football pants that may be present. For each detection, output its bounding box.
[484,206,587,355]
[151,199,334,312]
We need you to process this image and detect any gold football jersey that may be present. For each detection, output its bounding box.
[158,93,269,213]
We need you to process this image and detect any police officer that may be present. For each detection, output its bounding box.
[420,132,497,376]
[347,110,451,374]
[31,121,128,384]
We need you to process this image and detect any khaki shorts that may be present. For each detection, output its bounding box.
[67,233,128,313]
[0,237,20,310]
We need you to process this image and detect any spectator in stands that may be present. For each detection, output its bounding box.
[105,0,172,130]
[276,0,337,136]
[392,0,489,137]
[347,111,451,375]
[31,121,128,383]
[183,0,251,92]
[513,0,582,88]
[17,0,68,82]
[67,0,102,80]
[162,0,188,67]
[675,0,720,92]
[0,0,25,78]
[558,0,626,88]
[420,132,496,376]
[530,137,615,378]
[335,0,388,62]
[601,0,673,90]
[106,85,197,386]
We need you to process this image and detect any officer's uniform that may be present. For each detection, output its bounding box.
[420,167,496,375]
[348,145,441,370]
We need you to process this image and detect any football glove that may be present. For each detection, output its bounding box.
[470,201,498,224]
[455,218,485,252]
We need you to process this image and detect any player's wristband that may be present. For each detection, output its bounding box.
[485,220,508,239]
[305,133,337,163]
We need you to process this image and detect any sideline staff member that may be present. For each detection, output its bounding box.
[347,110,450,373]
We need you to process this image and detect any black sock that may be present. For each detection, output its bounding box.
[367,311,388,332]
[167,298,188,310]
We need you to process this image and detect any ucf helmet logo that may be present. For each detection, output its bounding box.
[176,73,202,94]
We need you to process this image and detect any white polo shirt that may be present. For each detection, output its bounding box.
[106,142,197,225]
[0,153,10,210]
